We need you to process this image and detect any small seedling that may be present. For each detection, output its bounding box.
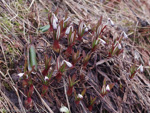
[107,18,114,27]
[53,25,61,53]
[72,50,82,66]
[65,28,76,56]
[42,55,52,76]
[48,11,58,31]
[82,51,91,67]
[41,71,53,96]
[55,57,73,81]
[101,78,114,96]
[18,49,36,108]
[67,74,79,96]
[109,40,123,57]
[91,36,101,52]
[88,96,97,111]
[75,89,86,104]
[60,14,71,35]
[77,21,87,40]
[129,64,143,79]
[18,66,35,108]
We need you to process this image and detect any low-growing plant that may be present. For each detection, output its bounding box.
[22,45,37,108]
[94,16,107,39]
[48,10,59,32]
[82,51,92,67]
[88,96,97,111]
[67,74,79,96]
[129,64,143,79]
[72,50,82,66]
[108,39,123,57]
[53,25,61,53]
[75,89,86,104]
[41,70,53,97]
[18,60,35,108]
[55,57,73,81]
[77,21,87,40]
[91,36,100,52]
[65,27,76,56]
[42,55,52,76]
[47,11,71,53]
[101,78,114,96]
[41,55,53,96]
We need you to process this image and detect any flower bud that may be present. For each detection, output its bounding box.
[118,43,122,49]
[84,27,88,32]
[65,26,73,35]
[101,85,106,95]
[56,26,61,40]
[107,18,114,27]
[60,106,69,113]
[64,17,70,23]
[122,31,128,39]
[52,13,58,23]
[100,39,106,45]
[18,73,24,78]
[44,76,49,81]
[79,21,84,35]
[77,94,83,99]
[97,25,101,36]
[137,65,143,72]
[106,85,110,91]
[62,60,73,68]
[53,19,58,30]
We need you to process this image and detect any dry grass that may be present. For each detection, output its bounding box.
[0,0,150,112]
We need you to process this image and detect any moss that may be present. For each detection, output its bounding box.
[1,108,7,113]
[18,0,23,4]
[0,17,12,31]
[3,81,12,91]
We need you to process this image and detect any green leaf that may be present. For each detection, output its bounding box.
[103,78,106,86]
[39,25,50,32]
[28,45,37,71]
[59,63,66,73]
[81,88,86,96]
[48,70,54,79]
[130,65,136,75]
[92,40,97,48]
[90,96,96,105]
[72,80,79,86]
